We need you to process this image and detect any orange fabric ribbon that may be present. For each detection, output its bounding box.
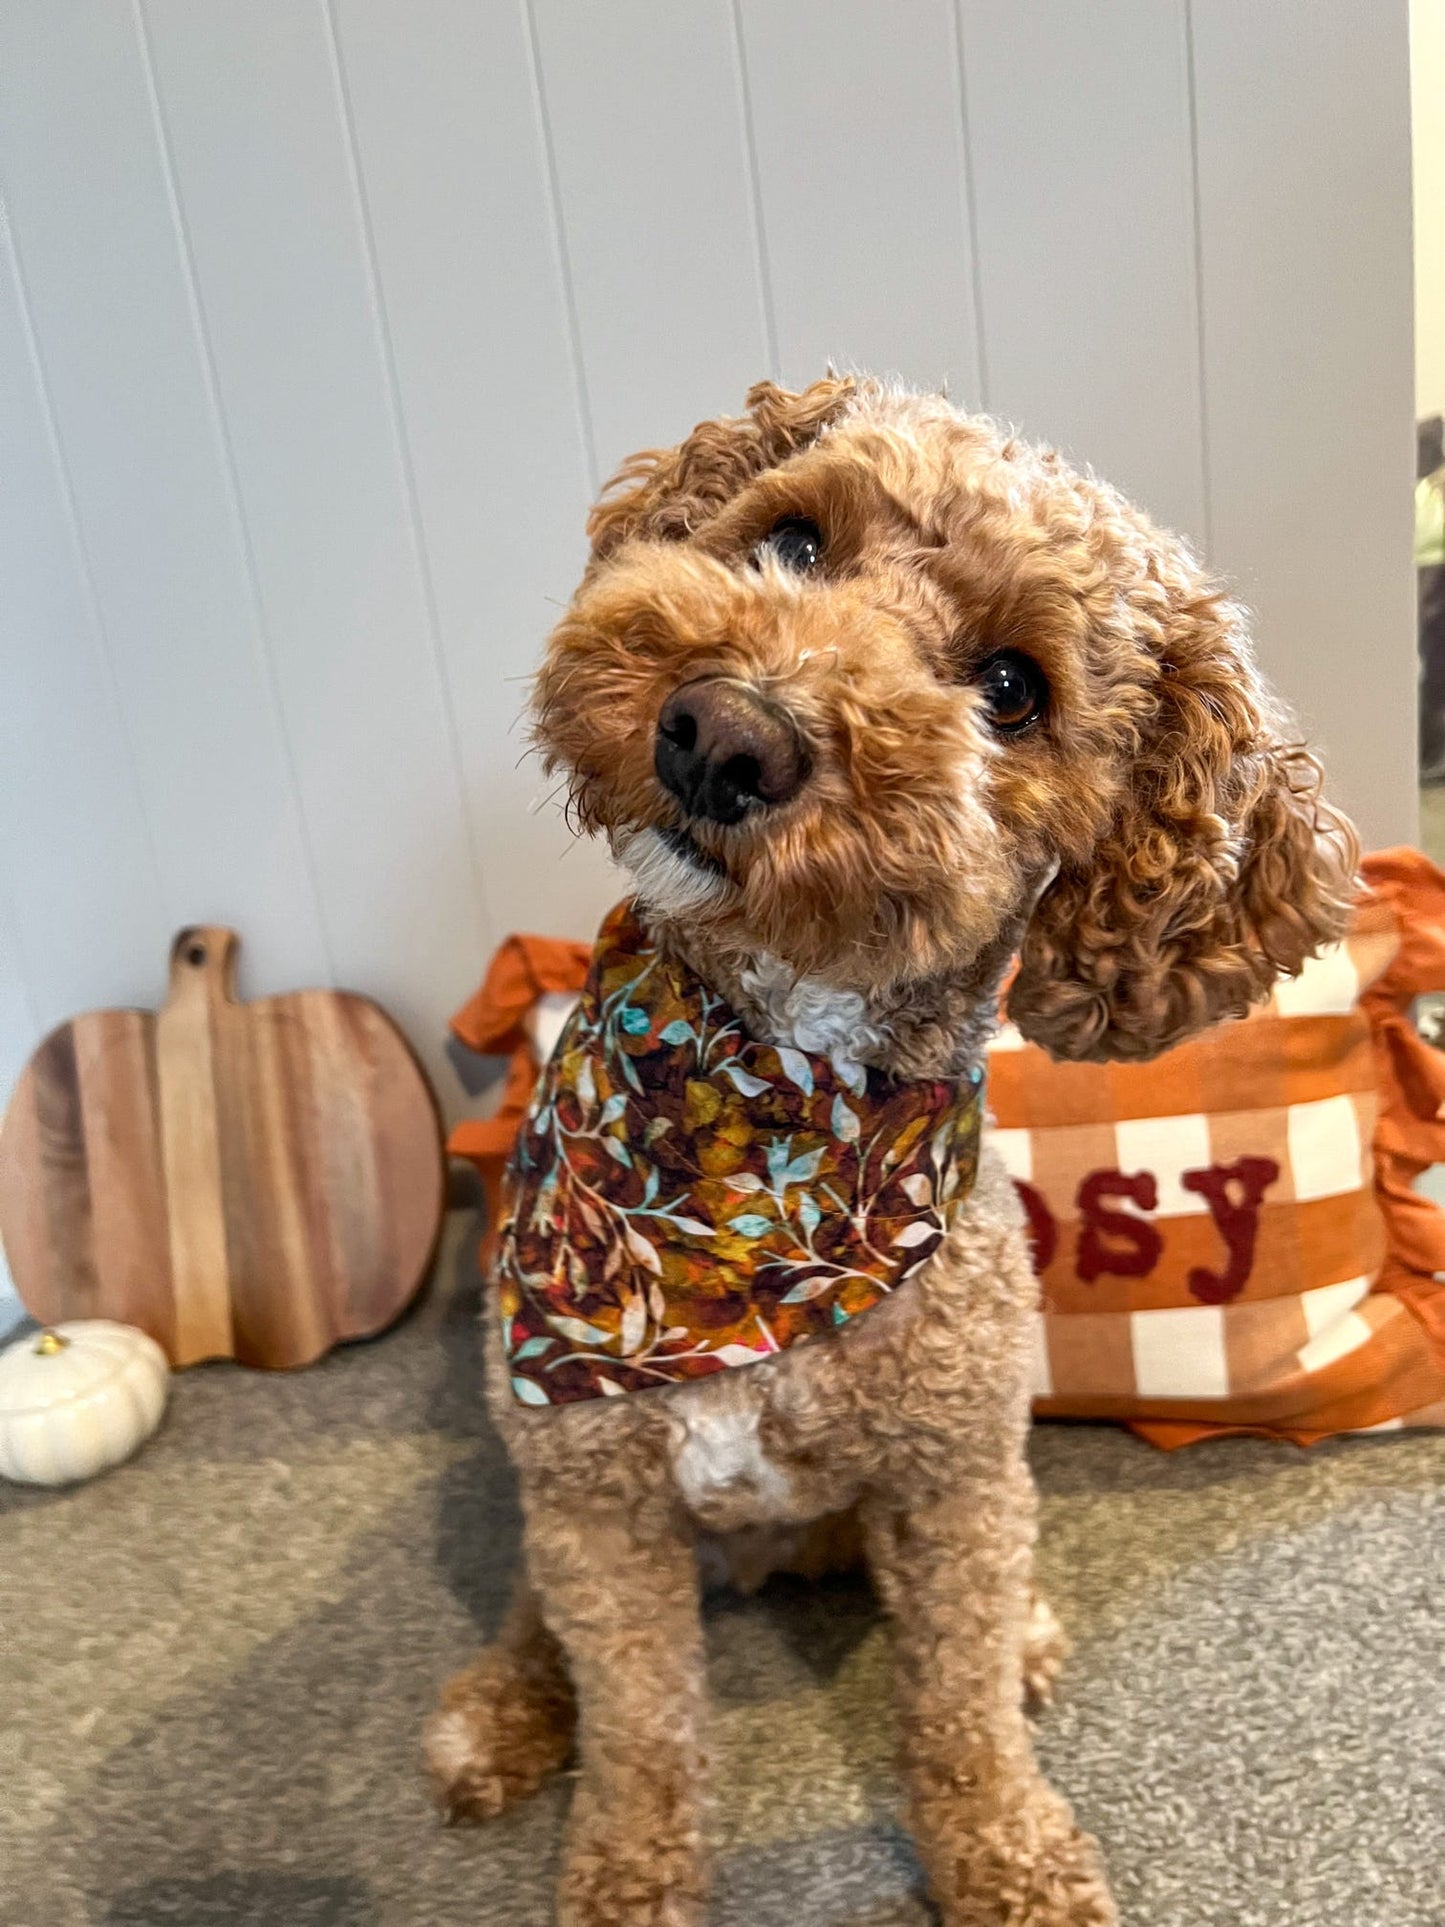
[447,929,593,1263]
[1358,848,1445,1361]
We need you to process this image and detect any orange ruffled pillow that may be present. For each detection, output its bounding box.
[994,847,1445,1445]
[449,849,1445,1447]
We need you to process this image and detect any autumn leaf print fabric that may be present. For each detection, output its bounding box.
[498,901,983,1404]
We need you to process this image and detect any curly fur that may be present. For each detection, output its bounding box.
[426,377,1357,1925]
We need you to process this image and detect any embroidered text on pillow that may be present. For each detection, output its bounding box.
[498,901,984,1405]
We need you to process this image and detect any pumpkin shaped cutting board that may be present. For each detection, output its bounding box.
[0,928,444,1368]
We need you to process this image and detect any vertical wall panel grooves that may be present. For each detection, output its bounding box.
[3,209,174,971]
[950,0,990,409]
[1181,0,1215,557]
[727,0,781,384]
[742,0,982,398]
[0,0,1418,1346]
[1189,0,1415,842]
[319,0,494,947]
[521,0,601,497]
[131,0,337,982]
[0,209,169,937]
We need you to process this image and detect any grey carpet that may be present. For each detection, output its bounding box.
[2,1212,1442,1927]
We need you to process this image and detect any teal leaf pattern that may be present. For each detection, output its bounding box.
[498,901,983,1405]
[728,1214,775,1238]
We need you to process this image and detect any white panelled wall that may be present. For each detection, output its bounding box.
[0,1,1418,1332]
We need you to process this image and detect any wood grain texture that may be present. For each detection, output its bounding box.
[0,927,444,1368]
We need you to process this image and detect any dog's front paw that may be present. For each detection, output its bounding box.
[558,1791,708,1927]
[932,1789,1117,1927]
[424,1644,575,1822]
[558,1845,707,1927]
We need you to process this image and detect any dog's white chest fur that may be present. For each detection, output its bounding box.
[670,1410,786,1510]
[738,951,888,1089]
[670,1385,796,1522]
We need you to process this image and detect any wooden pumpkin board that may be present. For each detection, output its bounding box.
[0,927,445,1368]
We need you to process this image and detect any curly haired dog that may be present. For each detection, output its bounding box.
[425,376,1357,1925]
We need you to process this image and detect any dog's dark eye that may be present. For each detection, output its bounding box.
[758,516,824,573]
[975,651,1047,734]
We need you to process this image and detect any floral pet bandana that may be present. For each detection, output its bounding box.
[498,901,984,1405]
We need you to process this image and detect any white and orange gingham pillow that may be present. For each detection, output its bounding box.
[991,849,1445,1445]
[454,853,1445,1448]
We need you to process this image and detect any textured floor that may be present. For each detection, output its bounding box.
[2,1213,1442,1927]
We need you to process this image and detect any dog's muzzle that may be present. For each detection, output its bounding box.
[654,676,810,827]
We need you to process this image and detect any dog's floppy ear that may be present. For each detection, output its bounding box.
[586,376,857,560]
[1007,591,1359,1064]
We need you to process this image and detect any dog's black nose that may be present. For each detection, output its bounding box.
[654,677,809,826]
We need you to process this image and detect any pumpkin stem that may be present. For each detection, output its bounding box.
[34,1330,70,1355]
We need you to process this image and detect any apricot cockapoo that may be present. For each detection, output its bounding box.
[425,377,1356,1925]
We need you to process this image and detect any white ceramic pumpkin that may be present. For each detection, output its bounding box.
[0,1320,169,1485]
